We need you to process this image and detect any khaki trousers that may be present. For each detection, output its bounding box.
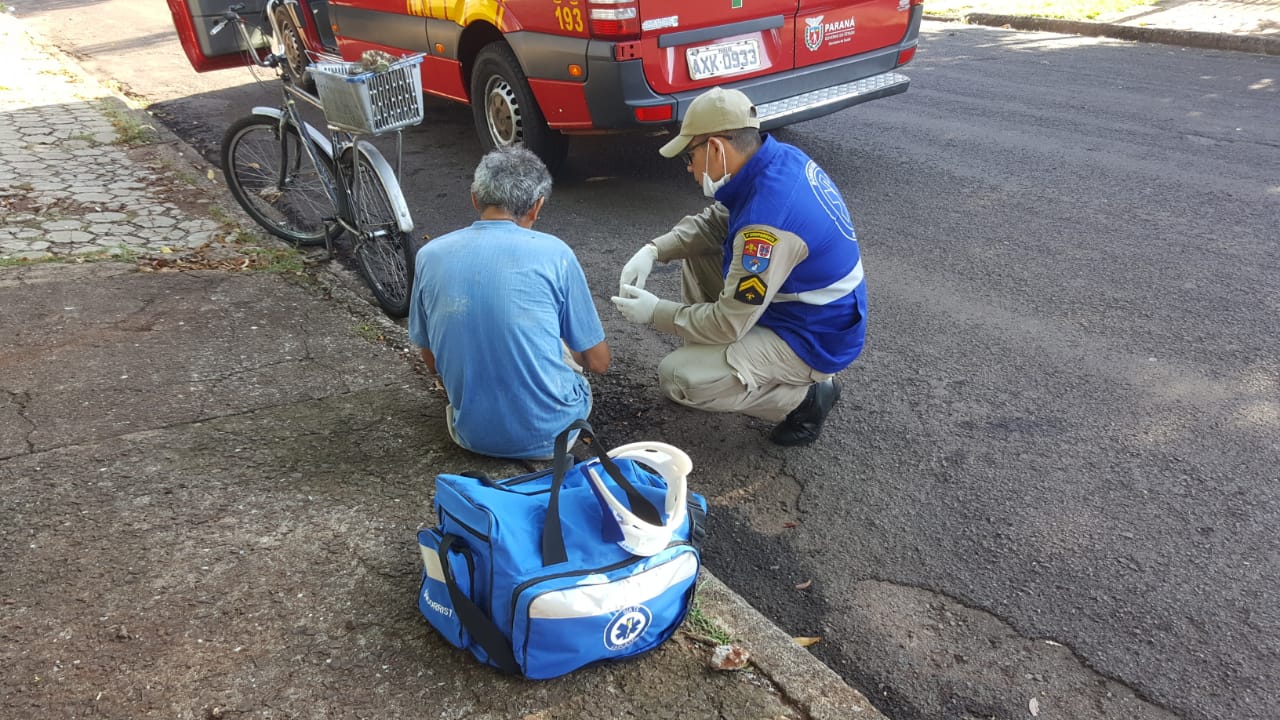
[657,253,830,423]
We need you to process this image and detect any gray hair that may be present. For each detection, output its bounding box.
[470,146,553,218]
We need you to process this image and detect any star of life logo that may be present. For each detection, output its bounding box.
[604,605,652,651]
[422,591,453,618]
[806,160,857,241]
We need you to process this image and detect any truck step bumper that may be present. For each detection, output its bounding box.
[757,71,911,129]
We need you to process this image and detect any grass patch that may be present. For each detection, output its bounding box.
[238,244,307,274]
[0,248,137,267]
[98,102,156,146]
[353,322,385,343]
[684,593,734,645]
[924,0,1152,21]
[135,235,309,275]
[206,204,241,226]
[0,254,57,267]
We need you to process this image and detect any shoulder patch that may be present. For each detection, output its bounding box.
[740,230,778,274]
[733,274,768,305]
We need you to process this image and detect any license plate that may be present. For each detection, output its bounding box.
[686,39,762,81]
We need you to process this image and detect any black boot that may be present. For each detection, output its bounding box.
[769,379,841,447]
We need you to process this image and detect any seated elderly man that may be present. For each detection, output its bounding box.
[408,146,611,460]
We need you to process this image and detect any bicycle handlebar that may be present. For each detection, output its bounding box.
[209,2,281,70]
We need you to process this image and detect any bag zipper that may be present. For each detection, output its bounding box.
[440,506,489,541]
[508,541,696,618]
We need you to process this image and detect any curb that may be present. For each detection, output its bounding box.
[698,573,890,720]
[928,12,1280,55]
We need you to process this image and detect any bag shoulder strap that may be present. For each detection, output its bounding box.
[438,533,519,674]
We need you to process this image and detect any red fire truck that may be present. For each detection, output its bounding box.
[168,0,921,169]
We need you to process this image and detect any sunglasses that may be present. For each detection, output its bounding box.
[682,136,721,166]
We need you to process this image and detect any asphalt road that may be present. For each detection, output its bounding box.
[18,3,1280,719]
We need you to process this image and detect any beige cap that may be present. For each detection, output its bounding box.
[658,87,760,158]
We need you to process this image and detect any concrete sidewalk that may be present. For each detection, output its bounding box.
[933,0,1280,56]
[0,12,883,720]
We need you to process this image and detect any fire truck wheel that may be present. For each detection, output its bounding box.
[470,43,568,173]
[273,5,315,92]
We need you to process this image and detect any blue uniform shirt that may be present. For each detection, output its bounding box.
[408,220,604,459]
[717,135,867,374]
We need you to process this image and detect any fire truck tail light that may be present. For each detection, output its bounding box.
[896,46,916,65]
[589,0,641,39]
[633,104,673,123]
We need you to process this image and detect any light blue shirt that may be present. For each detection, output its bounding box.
[408,220,605,459]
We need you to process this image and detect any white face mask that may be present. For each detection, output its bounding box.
[700,139,732,198]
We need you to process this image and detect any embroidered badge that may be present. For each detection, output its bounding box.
[741,230,777,274]
[604,606,652,651]
[734,274,768,305]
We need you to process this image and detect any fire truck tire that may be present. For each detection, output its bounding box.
[273,5,316,92]
[470,43,568,172]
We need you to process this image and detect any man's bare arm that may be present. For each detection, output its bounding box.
[576,340,611,375]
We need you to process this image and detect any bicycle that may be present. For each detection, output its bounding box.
[212,2,422,318]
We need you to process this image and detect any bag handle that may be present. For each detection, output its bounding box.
[437,534,519,674]
[541,420,663,566]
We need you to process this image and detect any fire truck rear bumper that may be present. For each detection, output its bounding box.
[582,42,912,132]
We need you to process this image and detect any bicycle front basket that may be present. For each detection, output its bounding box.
[310,55,425,135]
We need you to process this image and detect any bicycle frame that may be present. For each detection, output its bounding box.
[220,1,414,254]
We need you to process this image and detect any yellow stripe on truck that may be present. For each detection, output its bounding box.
[402,0,501,25]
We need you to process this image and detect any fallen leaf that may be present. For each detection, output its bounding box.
[783,521,799,529]
[1029,697,1040,716]
[160,246,173,254]
[207,169,216,180]
[793,636,821,647]
[710,644,750,670]
[795,579,812,590]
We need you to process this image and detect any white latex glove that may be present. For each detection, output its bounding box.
[619,244,658,293]
[611,284,659,325]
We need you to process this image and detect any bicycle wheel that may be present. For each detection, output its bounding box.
[221,114,336,246]
[342,147,416,318]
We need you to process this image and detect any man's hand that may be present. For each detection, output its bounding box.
[611,284,659,325]
[619,244,658,293]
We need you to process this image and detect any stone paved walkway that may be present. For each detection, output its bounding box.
[0,14,225,262]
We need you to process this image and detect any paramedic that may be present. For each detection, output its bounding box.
[611,87,866,447]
